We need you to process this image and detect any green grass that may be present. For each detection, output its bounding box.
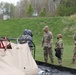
[35,44,76,69]
[0,17,76,69]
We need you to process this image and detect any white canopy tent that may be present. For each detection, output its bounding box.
[0,42,38,75]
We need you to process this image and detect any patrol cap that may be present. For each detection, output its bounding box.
[57,34,62,38]
[43,26,49,30]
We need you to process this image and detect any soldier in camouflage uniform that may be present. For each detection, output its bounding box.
[55,34,63,66]
[42,26,54,64]
[71,34,76,64]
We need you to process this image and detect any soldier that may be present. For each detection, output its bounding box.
[71,34,76,64]
[42,26,54,64]
[55,34,64,66]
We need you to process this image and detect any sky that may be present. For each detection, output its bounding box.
[0,0,20,5]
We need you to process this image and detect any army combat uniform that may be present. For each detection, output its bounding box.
[71,34,76,64]
[55,38,63,65]
[73,41,76,58]
[42,31,54,63]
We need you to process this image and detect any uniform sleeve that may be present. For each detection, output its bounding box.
[51,32,53,44]
[59,40,64,54]
[48,32,53,47]
[42,36,44,46]
[58,40,63,48]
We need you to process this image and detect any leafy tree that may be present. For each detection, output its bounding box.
[10,4,16,17]
[0,2,16,18]
[57,0,76,16]
[4,3,11,14]
[26,4,34,17]
[0,2,5,14]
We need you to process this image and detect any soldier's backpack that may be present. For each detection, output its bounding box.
[28,30,33,37]
[25,35,33,47]
[19,35,27,44]
[20,29,33,47]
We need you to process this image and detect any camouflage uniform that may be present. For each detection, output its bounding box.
[55,38,63,65]
[72,34,76,64]
[72,41,76,62]
[42,31,54,63]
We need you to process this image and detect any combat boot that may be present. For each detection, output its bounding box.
[45,59,47,63]
[51,60,54,64]
[71,59,75,64]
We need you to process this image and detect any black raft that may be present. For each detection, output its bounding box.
[36,61,76,75]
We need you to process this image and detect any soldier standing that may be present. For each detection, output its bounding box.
[71,34,76,64]
[42,26,54,64]
[55,34,64,66]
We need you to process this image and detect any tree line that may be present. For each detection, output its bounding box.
[57,0,76,16]
[0,0,76,19]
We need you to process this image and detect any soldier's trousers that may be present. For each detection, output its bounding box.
[56,49,63,65]
[73,48,76,60]
[58,58,62,65]
[43,47,54,63]
[73,53,76,60]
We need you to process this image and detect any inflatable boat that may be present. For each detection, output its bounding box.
[0,37,76,75]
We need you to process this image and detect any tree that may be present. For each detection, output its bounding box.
[10,4,16,17]
[57,0,76,16]
[26,4,34,17]
[0,2,16,18]
[39,8,47,17]
[4,3,10,14]
[0,2,5,14]
[18,0,30,17]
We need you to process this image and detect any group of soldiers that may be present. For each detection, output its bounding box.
[20,26,76,66]
[42,26,76,66]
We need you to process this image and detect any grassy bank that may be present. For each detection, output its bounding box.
[0,17,76,68]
